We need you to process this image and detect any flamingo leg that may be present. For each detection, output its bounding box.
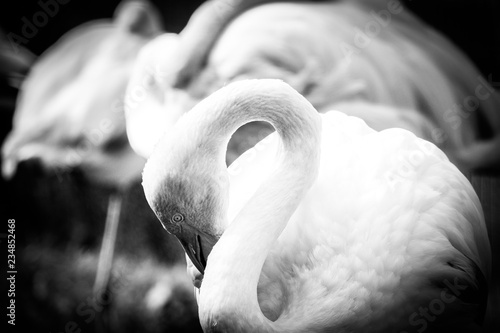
[93,192,122,332]
[94,193,122,294]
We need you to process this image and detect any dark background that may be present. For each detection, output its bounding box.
[0,0,206,54]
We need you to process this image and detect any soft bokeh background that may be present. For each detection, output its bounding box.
[0,0,498,332]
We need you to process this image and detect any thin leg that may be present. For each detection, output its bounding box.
[94,192,122,295]
[93,192,122,333]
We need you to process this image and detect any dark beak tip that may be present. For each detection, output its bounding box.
[193,259,205,275]
[176,226,217,275]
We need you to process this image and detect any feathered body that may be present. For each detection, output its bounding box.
[232,114,488,332]
[143,80,490,332]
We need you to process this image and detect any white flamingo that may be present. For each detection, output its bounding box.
[142,79,491,332]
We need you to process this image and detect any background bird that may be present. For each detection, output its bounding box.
[1,0,161,185]
[125,0,500,173]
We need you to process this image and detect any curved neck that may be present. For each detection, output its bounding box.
[191,80,322,332]
[173,0,275,88]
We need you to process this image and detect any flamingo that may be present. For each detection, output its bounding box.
[142,79,491,332]
[2,0,162,184]
[126,0,500,173]
[1,0,163,304]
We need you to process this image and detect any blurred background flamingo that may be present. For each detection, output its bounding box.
[127,0,500,172]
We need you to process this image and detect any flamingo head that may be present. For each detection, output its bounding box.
[124,32,193,159]
[142,142,229,275]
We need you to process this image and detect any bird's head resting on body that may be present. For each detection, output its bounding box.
[124,32,202,159]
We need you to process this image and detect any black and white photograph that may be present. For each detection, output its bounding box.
[0,0,499,332]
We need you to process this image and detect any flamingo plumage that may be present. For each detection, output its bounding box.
[142,79,491,332]
[126,0,500,174]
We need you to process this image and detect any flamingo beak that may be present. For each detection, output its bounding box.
[176,224,217,275]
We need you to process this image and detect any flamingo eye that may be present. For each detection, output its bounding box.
[171,213,184,224]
